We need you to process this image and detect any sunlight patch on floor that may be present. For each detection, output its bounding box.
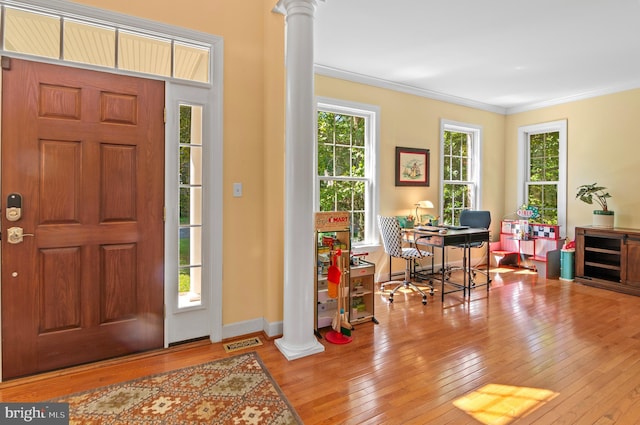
[514,268,538,275]
[490,267,518,274]
[453,383,559,424]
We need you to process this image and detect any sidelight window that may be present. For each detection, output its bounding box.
[178,104,203,308]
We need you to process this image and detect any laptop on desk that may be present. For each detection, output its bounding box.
[442,225,470,230]
[414,225,441,232]
[414,225,470,231]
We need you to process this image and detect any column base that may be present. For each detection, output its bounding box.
[274,337,324,360]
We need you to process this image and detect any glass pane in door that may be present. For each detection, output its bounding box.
[178,104,203,308]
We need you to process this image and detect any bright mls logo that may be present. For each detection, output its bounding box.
[0,403,68,424]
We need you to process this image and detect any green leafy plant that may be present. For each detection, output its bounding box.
[576,183,611,211]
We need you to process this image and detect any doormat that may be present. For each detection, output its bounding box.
[48,351,302,424]
[223,336,263,353]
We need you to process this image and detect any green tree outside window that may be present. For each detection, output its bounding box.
[526,132,559,224]
[317,111,366,242]
[442,130,474,224]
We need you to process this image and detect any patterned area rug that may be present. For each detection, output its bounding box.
[49,352,302,424]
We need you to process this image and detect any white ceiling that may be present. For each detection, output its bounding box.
[314,0,640,114]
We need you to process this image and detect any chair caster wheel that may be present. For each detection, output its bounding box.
[388,296,394,303]
[422,296,427,305]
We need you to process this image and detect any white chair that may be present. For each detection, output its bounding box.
[377,215,433,305]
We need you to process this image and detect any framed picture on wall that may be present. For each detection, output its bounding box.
[395,147,430,186]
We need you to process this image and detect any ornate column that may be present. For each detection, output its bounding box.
[274,0,325,360]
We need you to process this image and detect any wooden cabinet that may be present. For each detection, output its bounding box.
[349,260,377,325]
[575,226,640,296]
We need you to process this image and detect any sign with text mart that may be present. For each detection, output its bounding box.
[315,211,350,232]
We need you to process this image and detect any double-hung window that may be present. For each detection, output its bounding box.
[316,98,379,246]
[517,120,567,233]
[440,120,482,225]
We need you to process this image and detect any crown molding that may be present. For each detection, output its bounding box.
[314,64,507,115]
[505,80,640,114]
[315,64,640,116]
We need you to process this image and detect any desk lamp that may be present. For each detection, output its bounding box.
[415,200,434,225]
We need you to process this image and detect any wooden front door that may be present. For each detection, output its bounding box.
[1,58,165,380]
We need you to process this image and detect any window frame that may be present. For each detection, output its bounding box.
[440,119,482,223]
[0,0,213,85]
[315,97,380,248]
[517,120,567,237]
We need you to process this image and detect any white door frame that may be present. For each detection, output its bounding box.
[164,82,223,345]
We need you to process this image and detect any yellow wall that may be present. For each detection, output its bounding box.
[314,76,507,278]
[69,0,640,331]
[315,75,507,242]
[262,5,286,324]
[505,89,640,239]
[74,0,284,326]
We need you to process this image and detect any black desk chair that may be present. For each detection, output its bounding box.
[447,210,492,286]
[377,215,434,305]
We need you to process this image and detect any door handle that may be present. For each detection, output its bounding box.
[7,227,34,244]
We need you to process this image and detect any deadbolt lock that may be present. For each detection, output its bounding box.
[6,193,22,221]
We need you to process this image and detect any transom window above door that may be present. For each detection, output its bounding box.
[1,2,210,83]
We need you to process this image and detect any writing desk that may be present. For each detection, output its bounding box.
[410,226,490,301]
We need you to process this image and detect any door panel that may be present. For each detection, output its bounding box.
[624,238,640,287]
[1,58,165,379]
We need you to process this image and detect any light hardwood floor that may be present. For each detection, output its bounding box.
[2,267,640,424]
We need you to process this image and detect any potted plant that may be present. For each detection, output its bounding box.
[576,183,614,228]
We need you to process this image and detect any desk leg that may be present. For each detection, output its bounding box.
[441,248,445,302]
[463,243,469,298]
[486,241,491,294]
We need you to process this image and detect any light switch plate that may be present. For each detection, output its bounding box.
[233,182,242,197]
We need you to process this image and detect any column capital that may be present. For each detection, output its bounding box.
[273,0,325,15]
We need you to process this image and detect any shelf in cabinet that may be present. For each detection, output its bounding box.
[351,311,373,322]
[585,261,620,271]
[317,314,334,329]
[585,247,620,255]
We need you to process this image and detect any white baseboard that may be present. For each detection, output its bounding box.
[221,318,263,340]
[221,317,283,340]
[263,318,283,338]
